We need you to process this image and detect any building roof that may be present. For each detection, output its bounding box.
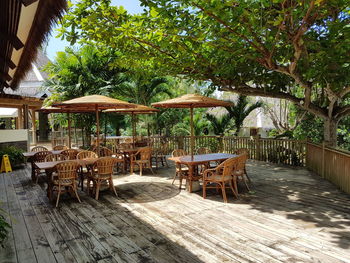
[0,0,66,91]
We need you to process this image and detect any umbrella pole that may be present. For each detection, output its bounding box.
[96,106,100,152]
[132,113,136,147]
[190,107,194,158]
[67,112,71,148]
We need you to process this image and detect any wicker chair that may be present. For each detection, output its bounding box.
[152,143,169,169]
[171,149,189,189]
[232,153,250,193]
[87,157,118,200]
[130,147,154,176]
[234,148,250,182]
[202,157,239,203]
[52,161,81,207]
[76,151,98,190]
[61,149,79,160]
[45,154,67,162]
[96,147,113,157]
[33,151,51,183]
[196,147,212,154]
[53,145,68,151]
[31,146,48,152]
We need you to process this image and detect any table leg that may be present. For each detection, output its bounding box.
[31,160,35,181]
[188,164,194,193]
[46,169,53,200]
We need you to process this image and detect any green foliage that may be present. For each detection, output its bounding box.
[0,146,24,167]
[59,0,350,145]
[293,114,324,143]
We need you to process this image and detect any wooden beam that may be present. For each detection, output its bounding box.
[19,0,39,7]
[0,31,24,50]
[0,55,16,69]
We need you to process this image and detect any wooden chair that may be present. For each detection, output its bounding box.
[130,147,154,176]
[53,145,68,151]
[171,149,189,189]
[87,157,118,200]
[76,151,98,190]
[61,149,78,160]
[234,148,250,182]
[31,146,48,152]
[45,154,67,162]
[33,151,51,184]
[52,161,81,207]
[202,157,239,203]
[232,153,250,193]
[96,147,113,157]
[152,143,169,169]
[196,147,212,154]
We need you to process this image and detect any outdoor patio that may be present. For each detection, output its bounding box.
[1,161,350,263]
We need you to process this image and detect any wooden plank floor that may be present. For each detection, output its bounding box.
[1,161,350,263]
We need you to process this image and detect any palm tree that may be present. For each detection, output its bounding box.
[206,113,232,136]
[225,95,264,135]
[114,76,172,105]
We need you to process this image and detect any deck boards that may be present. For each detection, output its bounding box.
[1,161,350,263]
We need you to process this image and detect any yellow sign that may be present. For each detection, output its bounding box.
[1,155,12,173]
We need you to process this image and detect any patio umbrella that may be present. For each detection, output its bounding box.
[104,104,159,146]
[152,94,232,157]
[53,95,136,149]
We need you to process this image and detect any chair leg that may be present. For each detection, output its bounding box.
[56,185,62,208]
[244,177,250,191]
[164,158,169,168]
[233,177,239,196]
[229,180,239,199]
[73,184,81,203]
[139,164,143,176]
[245,167,251,182]
[149,162,155,175]
[95,181,101,200]
[203,181,207,199]
[179,174,183,189]
[172,172,177,185]
[221,183,228,203]
[109,177,118,197]
[130,162,134,174]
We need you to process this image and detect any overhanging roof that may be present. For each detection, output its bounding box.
[0,0,67,91]
[0,93,43,109]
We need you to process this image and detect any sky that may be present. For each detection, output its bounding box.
[45,0,143,60]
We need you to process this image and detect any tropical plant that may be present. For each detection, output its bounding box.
[205,113,231,136]
[0,146,25,167]
[60,0,350,146]
[225,96,264,135]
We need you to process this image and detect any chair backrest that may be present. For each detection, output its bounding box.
[137,147,152,160]
[196,147,211,155]
[45,154,67,162]
[94,157,117,176]
[53,145,68,151]
[235,153,248,172]
[119,143,132,150]
[172,149,187,157]
[31,146,48,152]
[216,157,237,178]
[54,161,79,182]
[77,150,98,160]
[97,147,113,157]
[235,148,249,156]
[33,151,51,163]
[61,149,78,160]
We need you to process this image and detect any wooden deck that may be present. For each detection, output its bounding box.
[1,161,350,263]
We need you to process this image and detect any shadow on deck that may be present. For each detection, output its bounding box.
[1,160,350,262]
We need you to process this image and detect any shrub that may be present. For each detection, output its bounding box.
[0,146,25,167]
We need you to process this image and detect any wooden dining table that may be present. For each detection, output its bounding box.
[168,153,237,192]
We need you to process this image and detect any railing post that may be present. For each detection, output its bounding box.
[322,141,325,178]
[255,135,261,160]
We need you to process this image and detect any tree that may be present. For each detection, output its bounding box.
[205,113,231,136]
[225,96,264,135]
[60,0,350,146]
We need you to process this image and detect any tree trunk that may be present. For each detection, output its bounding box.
[324,118,338,147]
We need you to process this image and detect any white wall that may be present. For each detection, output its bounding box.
[0,129,29,143]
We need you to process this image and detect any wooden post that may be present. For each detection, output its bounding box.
[67,113,71,148]
[96,105,100,152]
[31,109,37,145]
[255,135,261,160]
[17,107,23,129]
[321,141,326,178]
[23,104,29,129]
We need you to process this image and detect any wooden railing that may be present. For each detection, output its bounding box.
[306,142,350,194]
[151,136,306,166]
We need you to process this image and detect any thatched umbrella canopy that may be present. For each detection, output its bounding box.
[152,94,232,157]
[53,95,136,149]
[104,104,159,146]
